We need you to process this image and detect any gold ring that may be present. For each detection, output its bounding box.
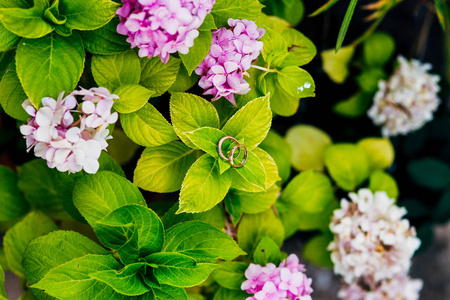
[217,136,247,168]
[229,144,248,167]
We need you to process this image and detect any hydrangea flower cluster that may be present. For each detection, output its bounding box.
[116,0,215,63]
[20,87,119,174]
[368,55,440,137]
[195,18,265,105]
[329,189,422,299]
[241,254,313,300]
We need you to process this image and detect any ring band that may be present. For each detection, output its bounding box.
[217,136,248,168]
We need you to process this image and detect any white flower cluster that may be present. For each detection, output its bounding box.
[329,189,422,300]
[368,55,440,137]
[20,87,119,174]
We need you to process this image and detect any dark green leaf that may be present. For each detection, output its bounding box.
[180,30,211,75]
[162,202,225,230]
[303,234,333,267]
[0,165,29,221]
[0,59,29,121]
[408,158,450,190]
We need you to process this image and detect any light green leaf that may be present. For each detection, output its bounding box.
[407,158,450,190]
[262,0,304,27]
[285,124,332,172]
[222,95,272,150]
[259,72,299,116]
[134,141,198,193]
[168,63,200,93]
[253,235,281,266]
[224,194,242,226]
[309,0,339,16]
[32,254,123,299]
[140,57,181,97]
[213,287,248,300]
[0,165,29,221]
[91,50,140,91]
[178,154,232,213]
[230,150,266,192]
[185,127,227,158]
[4,211,57,278]
[302,234,333,267]
[356,68,386,93]
[151,285,189,300]
[16,33,85,107]
[59,0,119,31]
[180,30,211,75]
[280,170,334,213]
[363,32,395,68]
[0,0,53,39]
[121,103,178,148]
[211,0,263,27]
[0,23,19,51]
[89,263,149,296]
[280,28,316,67]
[163,221,245,263]
[17,159,68,219]
[333,92,371,118]
[260,27,287,62]
[324,143,370,191]
[357,137,394,170]
[146,252,218,288]
[259,130,292,182]
[170,92,220,148]
[113,84,154,113]
[369,170,399,199]
[253,147,280,188]
[0,59,29,121]
[237,209,284,254]
[230,184,280,214]
[211,262,247,290]
[321,45,354,84]
[278,66,315,98]
[335,0,358,52]
[73,171,146,226]
[80,17,130,55]
[0,265,5,298]
[162,203,225,230]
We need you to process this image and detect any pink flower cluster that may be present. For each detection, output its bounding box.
[20,87,119,174]
[195,18,265,106]
[116,0,215,63]
[241,254,313,300]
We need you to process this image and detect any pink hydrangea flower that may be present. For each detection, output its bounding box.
[20,87,119,174]
[116,0,215,63]
[195,18,265,105]
[241,254,313,300]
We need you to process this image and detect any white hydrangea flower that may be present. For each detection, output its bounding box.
[368,55,440,136]
[328,189,421,284]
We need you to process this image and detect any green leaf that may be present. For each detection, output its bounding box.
[237,209,284,255]
[32,254,123,299]
[163,221,245,263]
[363,32,395,68]
[180,30,211,75]
[230,150,266,192]
[150,285,189,300]
[198,13,216,30]
[408,158,450,190]
[259,72,299,116]
[230,184,280,214]
[213,287,248,300]
[253,147,281,188]
[262,0,304,27]
[259,130,292,182]
[280,28,316,67]
[0,0,53,39]
[169,66,200,94]
[260,27,287,63]
[309,0,339,16]
[23,230,110,299]
[140,57,181,97]
[369,170,399,199]
[146,252,218,288]
[16,32,85,107]
[356,68,386,93]
[178,154,232,213]
[0,59,29,121]
[59,0,119,31]
[432,188,450,222]
[303,234,333,267]
[324,144,370,191]
[0,48,14,79]
[222,95,272,150]
[170,92,220,148]
[4,211,57,277]
[333,92,371,118]
[357,137,394,170]
[280,170,334,213]
[17,159,67,219]
[162,203,225,230]
[121,103,178,147]
[0,165,29,221]
[113,84,154,113]
[134,141,198,193]
[321,45,355,84]
[91,51,140,91]
[335,0,358,52]
[73,171,146,226]
[286,125,332,172]
[185,127,227,159]
[278,66,315,98]
[435,0,450,29]
[80,17,130,55]
[0,265,5,298]
[98,150,126,177]
[224,194,242,226]
[211,262,247,290]
[211,0,264,27]
[89,263,149,296]
[0,23,19,51]
[253,235,281,266]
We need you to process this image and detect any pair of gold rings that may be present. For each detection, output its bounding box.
[217,136,248,168]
